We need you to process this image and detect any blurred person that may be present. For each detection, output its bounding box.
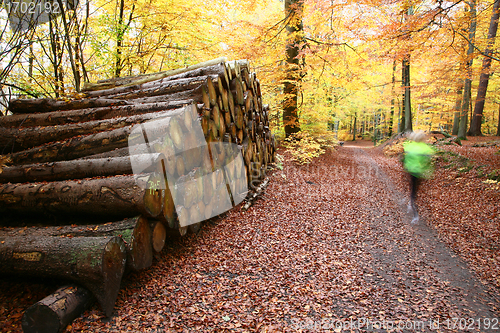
[402,131,435,223]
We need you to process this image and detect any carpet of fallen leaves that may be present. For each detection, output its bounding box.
[1,138,499,332]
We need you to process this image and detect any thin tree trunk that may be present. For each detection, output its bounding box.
[497,103,500,136]
[401,5,413,133]
[352,112,357,141]
[469,0,499,136]
[389,60,396,137]
[115,0,125,77]
[452,81,464,135]
[402,56,412,132]
[458,0,477,140]
[56,0,80,92]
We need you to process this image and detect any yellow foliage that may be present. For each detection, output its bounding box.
[283,131,337,164]
[383,138,406,157]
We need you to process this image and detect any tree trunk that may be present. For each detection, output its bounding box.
[401,5,413,133]
[0,154,163,183]
[0,99,192,128]
[497,103,500,136]
[402,56,412,132]
[389,60,396,137]
[469,0,499,136]
[352,112,357,141]
[115,0,125,78]
[0,174,162,220]
[452,81,464,135]
[283,0,304,138]
[0,235,126,316]
[458,0,477,140]
[22,285,95,333]
[8,98,129,114]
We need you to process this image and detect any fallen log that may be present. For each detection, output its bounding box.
[0,174,162,220]
[82,57,227,93]
[6,103,198,165]
[0,216,153,271]
[0,235,127,316]
[0,154,164,183]
[22,284,95,333]
[105,75,218,101]
[7,125,134,165]
[8,98,130,114]
[0,100,191,128]
[0,109,184,152]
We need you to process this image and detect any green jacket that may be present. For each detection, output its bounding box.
[403,141,435,178]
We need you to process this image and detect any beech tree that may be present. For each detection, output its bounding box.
[458,0,477,140]
[283,0,304,138]
[469,0,500,136]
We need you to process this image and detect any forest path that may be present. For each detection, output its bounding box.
[66,146,499,332]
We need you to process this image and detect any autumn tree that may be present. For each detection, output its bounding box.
[469,0,500,136]
[401,4,414,133]
[458,0,477,140]
[283,0,304,138]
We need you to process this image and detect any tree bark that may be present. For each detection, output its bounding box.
[0,100,191,128]
[497,103,500,136]
[0,235,126,316]
[283,0,304,138]
[0,154,163,183]
[84,75,216,101]
[452,80,464,135]
[469,0,499,136]
[389,59,396,137]
[352,112,357,141]
[22,285,95,333]
[0,174,162,220]
[0,109,184,152]
[8,98,129,114]
[82,57,227,92]
[402,56,412,132]
[0,216,152,271]
[7,125,134,165]
[458,0,477,140]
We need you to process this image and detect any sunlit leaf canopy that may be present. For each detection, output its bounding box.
[1,0,499,136]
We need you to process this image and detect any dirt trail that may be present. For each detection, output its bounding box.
[2,145,499,332]
[344,147,499,324]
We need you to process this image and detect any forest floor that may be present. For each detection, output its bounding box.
[1,137,499,332]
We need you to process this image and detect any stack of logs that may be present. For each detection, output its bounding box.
[0,58,275,332]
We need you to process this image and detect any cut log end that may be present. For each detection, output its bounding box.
[150,221,167,253]
[100,237,127,316]
[126,216,153,271]
[144,173,163,218]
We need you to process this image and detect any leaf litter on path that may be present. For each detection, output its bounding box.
[1,143,498,332]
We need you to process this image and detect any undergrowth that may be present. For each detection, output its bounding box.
[283,131,338,164]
